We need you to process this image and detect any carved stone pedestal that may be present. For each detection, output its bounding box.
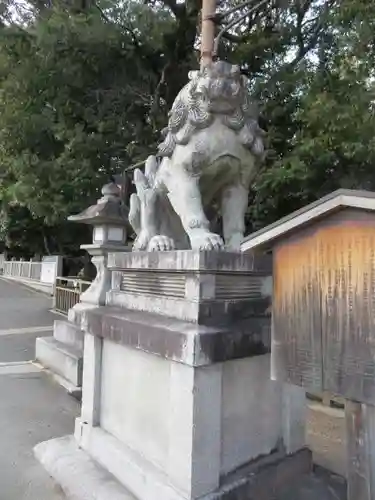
[35,250,309,500]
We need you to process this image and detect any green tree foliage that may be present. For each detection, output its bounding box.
[0,204,44,257]
[0,10,159,222]
[0,5,162,254]
[247,0,375,229]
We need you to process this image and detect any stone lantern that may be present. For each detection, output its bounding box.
[68,181,130,307]
[35,181,129,398]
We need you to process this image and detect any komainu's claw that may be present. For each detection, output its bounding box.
[190,232,224,251]
[148,235,175,252]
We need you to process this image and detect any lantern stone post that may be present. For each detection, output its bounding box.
[35,182,129,398]
[68,182,130,320]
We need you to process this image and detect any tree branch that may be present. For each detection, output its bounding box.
[94,3,140,48]
[222,31,250,43]
[288,0,335,69]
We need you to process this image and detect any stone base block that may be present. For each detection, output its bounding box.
[35,433,312,500]
[34,435,136,500]
[54,320,84,350]
[35,336,83,388]
[43,251,307,500]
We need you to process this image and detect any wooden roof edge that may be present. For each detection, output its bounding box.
[241,189,375,253]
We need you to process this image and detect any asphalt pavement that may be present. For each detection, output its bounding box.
[0,278,79,500]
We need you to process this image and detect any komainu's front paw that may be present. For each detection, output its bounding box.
[190,231,224,251]
[148,235,175,252]
[133,230,152,251]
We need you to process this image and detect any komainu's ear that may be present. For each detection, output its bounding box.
[188,70,198,80]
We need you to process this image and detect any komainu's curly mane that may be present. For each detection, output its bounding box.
[158,61,265,159]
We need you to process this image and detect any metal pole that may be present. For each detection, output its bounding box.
[200,0,217,68]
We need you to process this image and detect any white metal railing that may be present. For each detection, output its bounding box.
[2,260,42,281]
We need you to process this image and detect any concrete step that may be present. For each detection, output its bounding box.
[35,437,346,500]
[54,320,84,350]
[35,336,83,388]
[35,436,137,500]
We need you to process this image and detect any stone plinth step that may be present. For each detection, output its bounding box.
[35,435,314,500]
[35,436,136,500]
[54,320,84,350]
[35,336,83,388]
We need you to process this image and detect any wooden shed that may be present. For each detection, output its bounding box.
[242,189,375,406]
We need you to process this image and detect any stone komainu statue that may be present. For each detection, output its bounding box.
[129,61,265,252]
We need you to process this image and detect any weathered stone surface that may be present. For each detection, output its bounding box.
[79,245,124,307]
[106,250,272,325]
[34,436,136,500]
[54,320,84,350]
[69,181,129,308]
[37,181,130,399]
[35,435,313,500]
[35,336,83,387]
[73,305,270,366]
[107,290,270,325]
[68,182,128,229]
[108,249,272,273]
